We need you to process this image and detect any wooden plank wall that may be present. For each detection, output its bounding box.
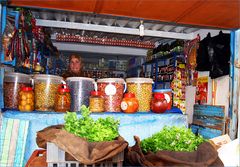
[229,30,239,139]
[191,105,226,139]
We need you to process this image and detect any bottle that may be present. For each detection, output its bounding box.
[55,84,71,112]
[121,93,139,113]
[89,91,104,112]
[19,87,34,112]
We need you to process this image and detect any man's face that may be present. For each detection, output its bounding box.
[70,57,81,73]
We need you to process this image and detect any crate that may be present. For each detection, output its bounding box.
[25,149,46,167]
[47,142,124,167]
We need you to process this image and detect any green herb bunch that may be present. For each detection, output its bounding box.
[64,105,120,142]
[140,126,207,153]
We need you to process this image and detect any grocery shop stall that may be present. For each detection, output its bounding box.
[0,1,239,167]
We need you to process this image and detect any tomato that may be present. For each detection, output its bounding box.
[121,93,139,113]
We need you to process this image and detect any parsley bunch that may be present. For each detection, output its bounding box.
[64,105,120,142]
[141,126,207,153]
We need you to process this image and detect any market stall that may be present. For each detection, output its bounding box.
[0,1,239,167]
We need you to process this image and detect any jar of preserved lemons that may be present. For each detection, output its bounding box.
[18,87,34,112]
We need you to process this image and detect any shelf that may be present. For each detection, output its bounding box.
[143,52,184,65]
[156,79,173,83]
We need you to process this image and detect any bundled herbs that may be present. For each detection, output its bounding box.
[64,105,120,142]
[141,126,207,153]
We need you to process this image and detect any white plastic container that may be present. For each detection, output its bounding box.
[4,72,31,109]
[66,77,95,112]
[126,78,153,112]
[34,74,63,111]
[97,78,126,112]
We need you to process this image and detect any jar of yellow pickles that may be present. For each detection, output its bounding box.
[89,91,104,112]
[18,87,34,111]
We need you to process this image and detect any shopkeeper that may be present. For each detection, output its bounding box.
[62,54,83,78]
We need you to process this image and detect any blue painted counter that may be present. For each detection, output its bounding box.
[0,109,187,167]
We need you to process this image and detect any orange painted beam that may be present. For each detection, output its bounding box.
[8,0,240,29]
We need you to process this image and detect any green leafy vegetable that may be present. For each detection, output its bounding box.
[64,105,120,142]
[140,126,207,153]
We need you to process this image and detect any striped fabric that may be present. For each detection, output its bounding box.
[0,118,29,167]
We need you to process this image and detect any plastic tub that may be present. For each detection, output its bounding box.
[97,78,126,112]
[126,78,153,112]
[66,77,95,112]
[34,74,63,111]
[153,89,172,110]
[4,72,31,109]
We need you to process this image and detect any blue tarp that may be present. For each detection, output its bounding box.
[1,110,187,166]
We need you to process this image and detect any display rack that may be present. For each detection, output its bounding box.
[143,52,185,89]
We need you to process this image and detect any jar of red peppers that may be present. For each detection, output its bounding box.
[97,78,126,112]
[89,91,104,112]
[151,93,168,113]
[121,93,139,113]
[54,84,71,112]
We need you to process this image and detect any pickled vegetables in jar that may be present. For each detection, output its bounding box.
[54,84,71,112]
[97,78,126,112]
[89,91,104,112]
[18,87,34,112]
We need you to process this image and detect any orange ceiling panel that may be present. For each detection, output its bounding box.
[8,0,240,29]
[97,0,201,23]
[8,0,97,13]
[177,1,240,29]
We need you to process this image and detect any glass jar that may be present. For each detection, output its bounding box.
[153,89,172,110]
[4,72,31,109]
[121,93,139,113]
[55,84,71,112]
[151,93,168,113]
[97,78,126,112]
[34,74,63,111]
[18,87,34,112]
[89,91,104,112]
[126,78,153,112]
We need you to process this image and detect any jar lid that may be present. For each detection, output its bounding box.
[5,72,30,78]
[34,74,63,81]
[126,77,153,83]
[4,72,31,83]
[66,77,94,82]
[154,93,165,99]
[97,78,125,83]
[58,84,70,93]
[153,89,172,93]
[91,91,102,96]
[124,92,135,98]
[21,87,33,91]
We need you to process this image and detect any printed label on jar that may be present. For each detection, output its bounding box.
[164,93,171,103]
[105,84,117,96]
[121,101,128,111]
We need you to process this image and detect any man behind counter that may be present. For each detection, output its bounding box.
[62,54,83,78]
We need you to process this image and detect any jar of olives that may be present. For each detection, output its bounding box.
[126,78,153,112]
[34,74,63,111]
[18,87,34,112]
[55,84,71,112]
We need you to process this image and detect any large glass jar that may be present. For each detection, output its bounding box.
[97,78,126,112]
[34,74,63,111]
[18,87,34,112]
[55,84,71,112]
[89,91,104,112]
[4,72,31,109]
[126,78,153,112]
